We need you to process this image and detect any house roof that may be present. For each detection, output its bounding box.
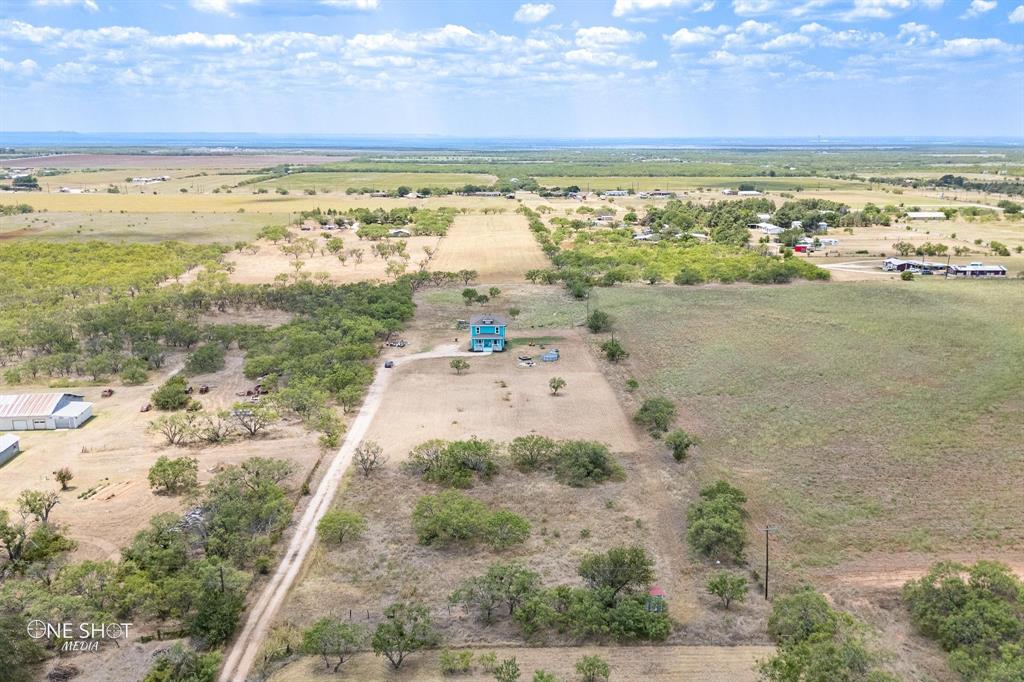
[472,333,504,340]
[648,584,666,598]
[0,434,19,451]
[0,393,83,419]
[470,313,508,326]
[54,402,92,418]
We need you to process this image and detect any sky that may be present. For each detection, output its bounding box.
[0,0,1022,138]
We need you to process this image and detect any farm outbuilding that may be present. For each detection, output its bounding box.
[948,262,1007,277]
[0,434,20,466]
[906,211,947,220]
[0,393,94,431]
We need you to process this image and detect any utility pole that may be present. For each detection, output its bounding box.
[761,525,777,599]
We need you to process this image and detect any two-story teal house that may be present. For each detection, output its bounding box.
[469,313,508,352]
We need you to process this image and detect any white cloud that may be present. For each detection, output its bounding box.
[149,32,244,49]
[612,0,709,17]
[32,0,100,10]
[665,25,728,48]
[574,26,645,48]
[0,20,63,43]
[189,0,258,16]
[932,36,1012,56]
[564,48,655,68]
[841,0,912,20]
[761,32,812,50]
[896,21,937,45]
[1011,4,1024,21]
[514,3,555,23]
[961,0,997,18]
[721,19,776,48]
[320,0,380,9]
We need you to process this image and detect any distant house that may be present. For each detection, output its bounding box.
[907,211,947,220]
[948,262,1007,277]
[469,314,507,352]
[646,584,667,613]
[472,191,502,197]
[756,213,773,221]
[633,232,658,242]
[737,190,762,196]
[369,191,388,198]
[791,220,803,229]
[750,222,784,235]
[882,258,947,273]
[0,393,93,431]
[647,190,676,198]
[720,189,738,195]
[602,190,629,197]
[388,228,412,238]
[819,238,839,246]
[0,434,19,466]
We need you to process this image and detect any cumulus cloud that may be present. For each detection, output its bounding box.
[32,0,100,10]
[1011,4,1024,21]
[896,21,937,45]
[0,20,63,43]
[665,24,728,48]
[961,0,997,18]
[931,36,1012,56]
[613,0,711,17]
[189,0,258,16]
[149,32,245,49]
[761,32,812,50]
[320,0,380,8]
[574,26,645,48]
[564,48,656,68]
[514,3,555,23]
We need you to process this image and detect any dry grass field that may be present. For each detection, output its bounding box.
[0,347,327,560]
[270,644,774,682]
[254,171,497,192]
[0,210,281,242]
[1,153,350,169]
[430,213,549,283]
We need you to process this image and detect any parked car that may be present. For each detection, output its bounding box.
[384,360,395,368]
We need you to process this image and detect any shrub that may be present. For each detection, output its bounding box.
[404,438,498,488]
[316,510,366,545]
[143,643,220,682]
[554,440,623,487]
[372,602,440,670]
[152,374,190,410]
[148,455,199,494]
[493,658,521,682]
[901,270,915,281]
[903,561,1024,680]
[674,268,704,285]
[413,492,529,550]
[439,649,474,675]
[634,398,676,436]
[576,655,611,682]
[185,343,226,375]
[707,571,748,609]
[301,618,365,672]
[509,435,558,472]
[549,376,566,395]
[665,429,697,461]
[599,339,628,362]
[686,481,748,562]
[120,360,148,385]
[586,309,612,333]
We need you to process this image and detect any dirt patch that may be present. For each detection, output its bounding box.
[430,213,549,284]
[270,644,774,681]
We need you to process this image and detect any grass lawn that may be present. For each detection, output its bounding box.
[589,280,1024,568]
[0,210,284,243]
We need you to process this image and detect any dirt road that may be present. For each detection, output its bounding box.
[218,344,476,682]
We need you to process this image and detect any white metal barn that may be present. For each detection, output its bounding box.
[0,393,94,431]
[0,434,20,466]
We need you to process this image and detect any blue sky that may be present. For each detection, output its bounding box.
[1,0,1021,137]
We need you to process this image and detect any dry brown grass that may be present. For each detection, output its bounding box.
[428,213,549,283]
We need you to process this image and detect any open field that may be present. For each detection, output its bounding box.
[582,280,1024,571]
[0,347,325,560]
[0,209,282,242]
[430,213,549,282]
[533,175,867,192]
[269,644,774,681]
[254,171,497,192]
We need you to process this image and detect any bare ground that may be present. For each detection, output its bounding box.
[430,214,549,284]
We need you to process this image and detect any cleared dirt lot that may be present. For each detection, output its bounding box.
[270,644,774,681]
[364,332,639,454]
[0,350,325,560]
[429,213,549,283]
[210,233,443,285]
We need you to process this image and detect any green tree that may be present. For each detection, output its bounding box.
[549,377,566,395]
[599,339,628,362]
[508,435,558,472]
[484,510,531,550]
[372,602,440,670]
[316,510,366,545]
[450,358,470,375]
[554,440,622,487]
[462,288,479,306]
[634,398,676,435]
[185,343,225,375]
[665,429,697,462]
[578,546,655,603]
[354,440,387,476]
[16,489,60,523]
[231,401,278,437]
[707,571,748,609]
[54,466,74,491]
[302,618,366,672]
[891,241,914,257]
[489,287,502,299]
[152,374,191,410]
[143,643,221,682]
[148,456,199,494]
[586,309,612,333]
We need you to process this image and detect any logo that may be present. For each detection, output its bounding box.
[25,620,133,652]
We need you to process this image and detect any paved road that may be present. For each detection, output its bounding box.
[218,344,476,682]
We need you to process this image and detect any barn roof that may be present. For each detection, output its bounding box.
[0,433,19,450]
[648,584,666,598]
[0,393,82,419]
